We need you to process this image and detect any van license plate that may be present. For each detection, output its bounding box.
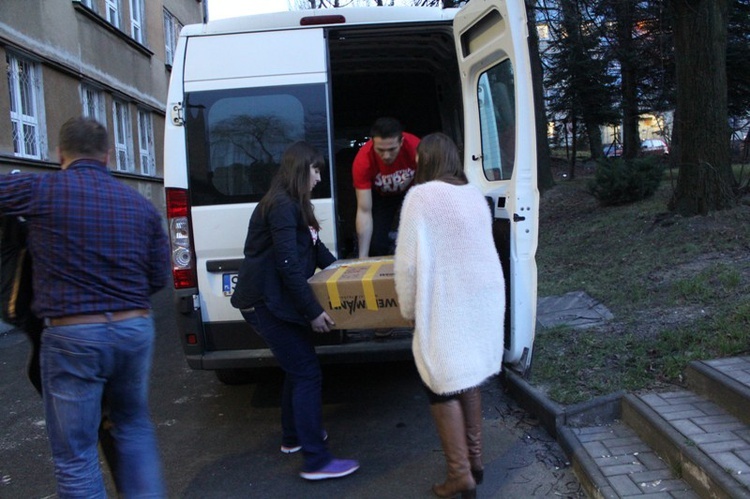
[222,273,238,296]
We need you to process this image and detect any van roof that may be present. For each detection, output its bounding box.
[183,7,458,37]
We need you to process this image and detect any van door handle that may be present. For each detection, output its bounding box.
[513,213,526,222]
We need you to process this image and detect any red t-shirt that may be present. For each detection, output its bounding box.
[351,132,420,196]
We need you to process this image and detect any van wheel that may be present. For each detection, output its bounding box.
[214,368,256,385]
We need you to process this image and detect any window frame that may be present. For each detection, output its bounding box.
[113,99,134,172]
[130,0,144,43]
[163,8,182,66]
[105,0,120,28]
[137,109,156,176]
[81,83,106,124]
[6,52,46,160]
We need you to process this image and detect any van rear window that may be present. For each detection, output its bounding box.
[478,60,516,182]
[185,84,330,206]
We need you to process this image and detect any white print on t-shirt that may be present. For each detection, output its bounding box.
[373,168,415,194]
[309,226,319,244]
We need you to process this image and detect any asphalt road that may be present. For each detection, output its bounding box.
[0,288,583,498]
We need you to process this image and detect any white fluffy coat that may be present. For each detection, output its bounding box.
[394,181,506,395]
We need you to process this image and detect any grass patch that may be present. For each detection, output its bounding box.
[532,170,750,405]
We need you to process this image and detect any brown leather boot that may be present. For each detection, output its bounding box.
[459,387,484,485]
[430,399,477,498]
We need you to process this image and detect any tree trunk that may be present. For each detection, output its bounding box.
[568,115,578,179]
[615,0,640,161]
[526,0,555,192]
[585,119,603,161]
[558,0,605,163]
[669,0,736,215]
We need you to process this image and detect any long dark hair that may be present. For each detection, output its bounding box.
[414,132,467,185]
[259,141,324,231]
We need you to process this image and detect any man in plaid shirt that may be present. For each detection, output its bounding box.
[0,116,170,498]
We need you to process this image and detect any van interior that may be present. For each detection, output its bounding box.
[327,23,463,258]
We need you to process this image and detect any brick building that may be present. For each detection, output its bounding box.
[0,0,204,211]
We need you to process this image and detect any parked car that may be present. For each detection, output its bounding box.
[603,143,622,158]
[641,138,669,157]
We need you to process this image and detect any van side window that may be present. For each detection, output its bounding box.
[185,84,330,206]
[478,60,516,181]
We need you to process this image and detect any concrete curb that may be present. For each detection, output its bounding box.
[502,368,564,438]
[502,368,625,432]
[564,390,624,427]
[502,369,627,499]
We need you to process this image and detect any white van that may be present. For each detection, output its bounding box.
[163,1,539,384]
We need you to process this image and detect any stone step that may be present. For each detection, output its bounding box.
[623,390,750,498]
[686,357,750,427]
[554,358,750,497]
[561,420,698,497]
[506,356,750,498]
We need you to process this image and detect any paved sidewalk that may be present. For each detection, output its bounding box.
[570,422,698,497]
[519,295,750,498]
[565,357,750,498]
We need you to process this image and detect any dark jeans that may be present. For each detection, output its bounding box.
[241,304,332,472]
[370,192,404,257]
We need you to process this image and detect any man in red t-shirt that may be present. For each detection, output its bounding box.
[352,118,420,257]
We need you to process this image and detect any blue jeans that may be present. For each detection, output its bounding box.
[242,304,332,472]
[41,316,165,499]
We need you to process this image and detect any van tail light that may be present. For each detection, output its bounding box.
[166,188,197,289]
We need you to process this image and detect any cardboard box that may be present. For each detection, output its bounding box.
[308,257,413,330]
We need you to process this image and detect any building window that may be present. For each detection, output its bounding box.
[6,52,45,160]
[137,110,155,176]
[130,0,145,43]
[113,100,134,172]
[81,84,106,124]
[163,9,182,66]
[105,0,120,28]
[79,0,96,11]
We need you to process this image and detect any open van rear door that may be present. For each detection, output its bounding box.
[454,0,539,374]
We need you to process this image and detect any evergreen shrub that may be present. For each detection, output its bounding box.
[587,157,663,206]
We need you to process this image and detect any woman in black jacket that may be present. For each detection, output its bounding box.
[231,141,359,481]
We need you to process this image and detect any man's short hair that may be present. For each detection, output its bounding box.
[370,117,403,140]
[59,117,109,159]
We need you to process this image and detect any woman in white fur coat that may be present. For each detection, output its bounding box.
[394,133,506,499]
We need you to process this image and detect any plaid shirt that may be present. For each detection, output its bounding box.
[0,160,170,318]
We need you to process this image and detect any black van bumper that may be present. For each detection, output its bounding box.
[174,289,413,370]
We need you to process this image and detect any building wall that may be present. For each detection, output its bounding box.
[0,0,204,213]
